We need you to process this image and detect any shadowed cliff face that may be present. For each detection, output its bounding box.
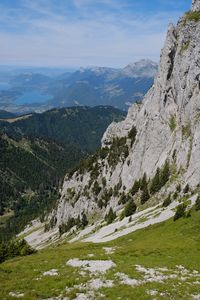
[52,1,200,226]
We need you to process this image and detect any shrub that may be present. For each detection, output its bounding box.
[105,208,116,224]
[195,196,200,211]
[184,11,200,22]
[141,185,150,204]
[140,173,148,191]
[123,200,137,217]
[150,168,161,194]
[176,184,181,193]
[92,181,101,195]
[81,213,88,228]
[160,160,170,186]
[102,177,106,187]
[163,194,172,207]
[118,192,132,205]
[150,161,170,195]
[0,239,36,264]
[183,184,190,194]
[128,126,137,146]
[169,115,177,132]
[174,204,186,221]
[107,137,129,167]
[173,191,179,199]
[131,180,141,196]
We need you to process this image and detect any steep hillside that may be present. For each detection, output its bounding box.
[0,106,125,240]
[27,0,200,243]
[1,208,200,300]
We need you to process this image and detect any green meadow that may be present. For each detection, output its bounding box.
[0,209,200,300]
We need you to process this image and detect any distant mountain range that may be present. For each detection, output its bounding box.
[0,60,158,113]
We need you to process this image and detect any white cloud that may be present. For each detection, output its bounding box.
[0,0,186,67]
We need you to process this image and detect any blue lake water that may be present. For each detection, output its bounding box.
[0,82,11,90]
[15,90,52,105]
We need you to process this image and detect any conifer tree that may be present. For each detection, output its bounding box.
[150,168,161,194]
[124,200,137,217]
[140,173,148,191]
[131,180,140,196]
[81,213,88,228]
[160,160,170,186]
[195,195,200,211]
[105,208,116,224]
[141,185,150,204]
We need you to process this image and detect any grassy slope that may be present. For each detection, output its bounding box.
[0,210,200,300]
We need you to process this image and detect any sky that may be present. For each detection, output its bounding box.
[0,0,192,68]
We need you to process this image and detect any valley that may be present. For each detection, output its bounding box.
[0,0,200,299]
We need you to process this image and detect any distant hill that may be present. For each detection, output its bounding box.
[0,106,125,151]
[49,59,158,110]
[0,60,157,113]
[0,110,16,119]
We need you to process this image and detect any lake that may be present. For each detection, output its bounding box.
[15,90,52,105]
[0,82,11,90]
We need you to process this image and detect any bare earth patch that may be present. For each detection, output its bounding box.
[9,292,24,298]
[43,269,59,276]
[66,259,116,274]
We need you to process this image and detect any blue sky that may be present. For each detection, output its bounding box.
[0,0,191,68]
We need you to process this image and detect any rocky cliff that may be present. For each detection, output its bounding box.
[52,1,200,229]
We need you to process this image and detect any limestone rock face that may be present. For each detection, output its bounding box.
[54,3,200,226]
[192,0,200,12]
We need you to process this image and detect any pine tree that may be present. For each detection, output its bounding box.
[105,208,116,224]
[81,213,88,228]
[131,180,140,196]
[160,160,170,186]
[150,168,161,194]
[195,195,200,211]
[174,204,186,221]
[183,184,190,194]
[124,200,137,217]
[162,194,171,207]
[140,173,148,191]
[141,185,150,204]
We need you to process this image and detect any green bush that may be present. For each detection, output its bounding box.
[195,196,200,211]
[163,194,172,207]
[184,11,200,22]
[130,180,141,196]
[140,173,148,191]
[0,239,36,264]
[105,208,116,224]
[107,137,129,167]
[174,204,186,221]
[92,181,101,195]
[183,184,190,194]
[128,126,137,147]
[169,116,177,132]
[150,168,161,194]
[150,161,170,195]
[141,185,150,205]
[123,200,137,217]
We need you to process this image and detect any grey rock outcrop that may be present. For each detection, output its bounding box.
[54,2,200,226]
[192,0,200,12]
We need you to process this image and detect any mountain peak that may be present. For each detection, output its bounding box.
[121,59,158,78]
[79,66,116,76]
[191,0,200,12]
